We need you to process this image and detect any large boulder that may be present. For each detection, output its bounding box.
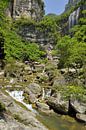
[46,96,68,115]
[36,73,49,83]
[27,83,41,97]
[69,99,86,116]
[76,113,86,123]
[0,91,48,130]
[24,83,42,103]
[36,102,53,114]
[53,76,66,88]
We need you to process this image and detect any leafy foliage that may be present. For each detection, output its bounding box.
[0,0,45,62]
[0,102,5,112]
[56,30,86,68]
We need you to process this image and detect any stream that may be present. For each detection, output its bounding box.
[6,90,37,113]
[6,90,86,130]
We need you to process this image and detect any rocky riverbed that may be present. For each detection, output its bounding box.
[0,60,86,130]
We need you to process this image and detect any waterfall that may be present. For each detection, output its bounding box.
[42,88,52,100]
[46,89,52,98]
[42,88,45,100]
[69,7,80,29]
[76,7,80,24]
[6,90,37,113]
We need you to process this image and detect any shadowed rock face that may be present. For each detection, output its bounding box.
[65,0,81,11]
[7,0,45,21]
[0,33,4,60]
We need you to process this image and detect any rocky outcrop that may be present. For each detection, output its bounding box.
[7,0,45,21]
[24,83,42,103]
[76,113,86,123]
[65,0,81,12]
[0,91,48,130]
[46,96,69,115]
[36,101,53,114]
[19,24,54,45]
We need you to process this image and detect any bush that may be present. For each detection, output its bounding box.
[0,102,5,112]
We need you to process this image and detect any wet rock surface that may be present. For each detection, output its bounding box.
[69,99,86,114]
[0,91,48,130]
[76,113,86,123]
[36,101,53,114]
[46,96,69,115]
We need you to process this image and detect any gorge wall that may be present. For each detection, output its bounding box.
[65,0,81,11]
[6,0,45,21]
[19,24,55,45]
[68,0,86,29]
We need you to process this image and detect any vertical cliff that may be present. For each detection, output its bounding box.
[68,0,86,29]
[65,0,81,11]
[7,0,45,21]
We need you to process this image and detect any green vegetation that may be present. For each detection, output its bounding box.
[0,0,86,101]
[54,85,86,102]
[0,102,5,112]
[56,32,86,68]
[0,0,45,62]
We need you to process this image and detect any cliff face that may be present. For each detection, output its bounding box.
[7,0,45,21]
[65,0,81,11]
[19,24,55,45]
[68,0,86,29]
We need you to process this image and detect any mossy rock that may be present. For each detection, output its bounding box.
[0,102,5,112]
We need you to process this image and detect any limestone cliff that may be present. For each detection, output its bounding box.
[7,0,45,21]
[65,0,81,11]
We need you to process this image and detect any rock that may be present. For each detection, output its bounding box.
[24,66,31,71]
[76,113,86,123]
[34,64,45,73]
[60,68,68,74]
[69,99,86,116]
[36,73,49,83]
[53,76,66,88]
[24,83,42,103]
[5,85,12,88]
[47,96,68,115]
[10,78,16,84]
[27,83,41,97]
[0,71,4,76]
[0,91,48,130]
[36,102,53,114]
[7,0,44,21]
[60,68,76,74]
[28,93,37,104]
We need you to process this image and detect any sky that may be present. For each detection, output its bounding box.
[44,0,68,15]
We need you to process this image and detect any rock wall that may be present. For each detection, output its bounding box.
[7,0,45,21]
[19,24,55,45]
[65,0,81,11]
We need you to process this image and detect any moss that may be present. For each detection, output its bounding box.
[54,85,86,102]
[0,102,5,112]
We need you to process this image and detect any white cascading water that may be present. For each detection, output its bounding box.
[69,7,80,29]
[42,88,52,100]
[46,89,51,98]
[76,7,80,24]
[6,90,37,113]
[42,88,45,100]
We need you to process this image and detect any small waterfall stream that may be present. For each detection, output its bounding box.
[6,90,37,113]
[42,88,52,100]
[6,90,86,130]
